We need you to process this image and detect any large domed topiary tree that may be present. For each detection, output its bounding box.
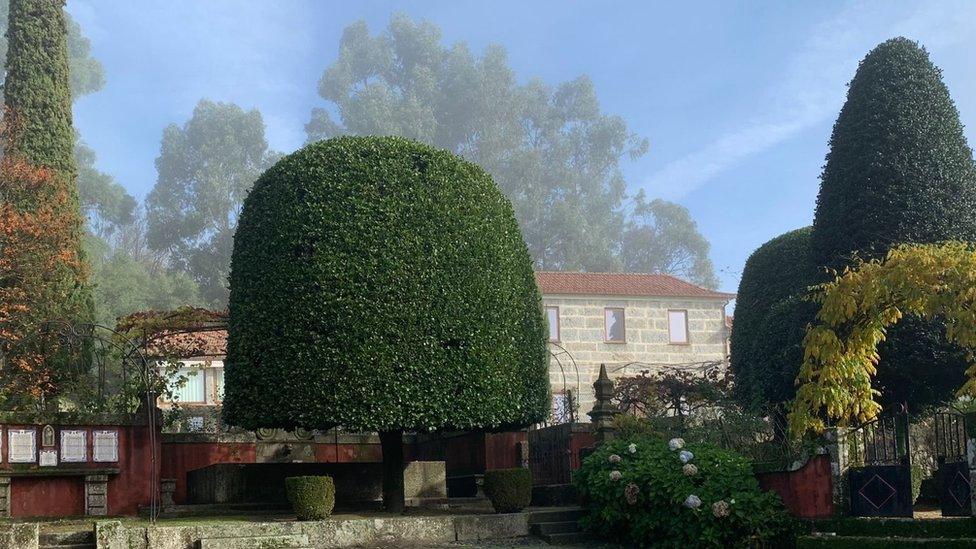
[811,37,976,409]
[222,136,550,511]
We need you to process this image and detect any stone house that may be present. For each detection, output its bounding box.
[150,271,733,428]
[535,271,734,421]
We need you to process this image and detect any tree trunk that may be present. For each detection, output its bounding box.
[379,429,405,513]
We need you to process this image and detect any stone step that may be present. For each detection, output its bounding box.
[797,535,976,548]
[39,545,94,549]
[197,534,310,549]
[39,531,94,545]
[530,520,581,536]
[526,507,586,524]
[539,531,599,545]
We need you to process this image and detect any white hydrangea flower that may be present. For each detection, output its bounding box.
[712,500,731,518]
[679,450,695,463]
[628,443,637,454]
[609,470,622,481]
[682,463,698,476]
[668,438,685,451]
[683,494,702,509]
[608,454,622,464]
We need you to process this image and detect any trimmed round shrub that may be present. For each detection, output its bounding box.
[483,468,532,513]
[285,476,335,520]
[574,435,795,548]
[730,227,816,411]
[222,136,549,433]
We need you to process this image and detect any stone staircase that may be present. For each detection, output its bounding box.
[528,507,594,545]
[39,530,95,549]
[196,533,311,549]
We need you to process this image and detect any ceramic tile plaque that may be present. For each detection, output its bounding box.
[39,449,58,467]
[60,429,87,462]
[93,430,118,462]
[8,428,36,463]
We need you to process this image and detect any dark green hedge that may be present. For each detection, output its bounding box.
[222,136,549,433]
[729,227,815,410]
[285,476,335,520]
[483,468,532,513]
[810,37,976,411]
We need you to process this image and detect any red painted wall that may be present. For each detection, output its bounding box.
[1,423,159,518]
[161,441,384,503]
[756,454,834,518]
[10,476,84,517]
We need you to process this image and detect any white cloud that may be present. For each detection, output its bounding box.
[641,0,976,200]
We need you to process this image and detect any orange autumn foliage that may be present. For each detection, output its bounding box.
[0,115,89,404]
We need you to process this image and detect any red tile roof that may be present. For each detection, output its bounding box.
[534,271,735,299]
[144,329,227,359]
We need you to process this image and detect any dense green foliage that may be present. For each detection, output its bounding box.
[284,476,335,520]
[307,15,717,286]
[574,435,794,548]
[729,227,815,410]
[482,468,532,513]
[0,1,105,99]
[3,0,76,180]
[146,99,279,306]
[223,136,549,433]
[810,37,976,409]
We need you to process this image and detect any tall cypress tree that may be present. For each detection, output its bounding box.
[2,0,89,326]
[811,37,976,408]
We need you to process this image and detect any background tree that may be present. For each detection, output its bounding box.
[810,37,976,410]
[146,99,279,306]
[223,137,550,511]
[729,227,815,411]
[307,15,715,283]
[621,191,718,288]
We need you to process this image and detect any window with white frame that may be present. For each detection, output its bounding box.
[546,306,560,342]
[163,366,206,403]
[604,308,625,343]
[668,309,689,344]
[213,367,225,402]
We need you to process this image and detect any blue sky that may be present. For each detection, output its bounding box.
[67,1,976,294]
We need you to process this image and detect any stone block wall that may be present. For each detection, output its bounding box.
[544,295,730,417]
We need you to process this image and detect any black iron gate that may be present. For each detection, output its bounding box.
[528,423,573,486]
[848,406,913,517]
[935,410,971,517]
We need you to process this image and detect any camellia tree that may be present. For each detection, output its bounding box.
[222,136,550,511]
[789,242,976,436]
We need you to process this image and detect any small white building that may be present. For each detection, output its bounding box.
[536,271,734,421]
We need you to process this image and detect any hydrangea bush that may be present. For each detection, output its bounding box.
[574,435,795,547]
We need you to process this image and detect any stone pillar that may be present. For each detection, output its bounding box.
[0,477,10,518]
[587,364,617,445]
[85,474,109,516]
[160,478,177,508]
[824,427,849,515]
[965,412,976,517]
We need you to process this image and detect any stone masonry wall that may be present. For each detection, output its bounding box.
[544,294,730,418]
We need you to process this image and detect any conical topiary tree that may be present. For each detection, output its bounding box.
[1,0,90,380]
[3,0,77,188]
[729,227,816,411]
[811,37,976,408]
[222,136,550,512]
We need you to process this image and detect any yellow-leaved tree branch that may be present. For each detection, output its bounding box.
[789,242,976,437]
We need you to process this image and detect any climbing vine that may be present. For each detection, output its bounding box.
[789,242,976,436]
